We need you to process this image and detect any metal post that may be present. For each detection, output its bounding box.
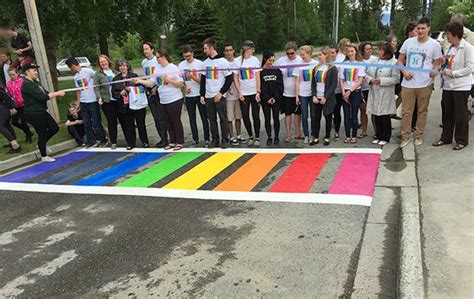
[23,0,60,122]
[335,0,340,43]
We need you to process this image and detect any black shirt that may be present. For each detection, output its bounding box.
[260,68,284,103]
[66,110,83,122]
[11,33,35,58]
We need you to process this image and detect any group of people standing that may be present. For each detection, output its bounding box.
[0,14,472,163]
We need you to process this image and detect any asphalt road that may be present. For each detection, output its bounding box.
[0,191,368,297]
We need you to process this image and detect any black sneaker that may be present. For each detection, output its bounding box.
[273,137,280,145]
[155,140,166,148]
[209,139,219,148]
[221,141,228,149]
[267,138,273,146]
[6,146,21,154]
[309,138,319,146]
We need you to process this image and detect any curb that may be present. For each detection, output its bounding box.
[0,139,78,173]
[398,145,424,298]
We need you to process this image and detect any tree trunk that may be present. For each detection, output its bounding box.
[43,29,59,90]
[390,0,396,28]
[98,33,109,56]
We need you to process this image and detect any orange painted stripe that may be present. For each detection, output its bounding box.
[214,153,285,192]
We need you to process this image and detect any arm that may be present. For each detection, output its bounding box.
[219,74,233,95]
[255,71,261,101]
[380,67,401,86]
[350,77,364,92]
[311,68,317,97]
[233,73,243,99]
[200,74,206,98]
[75,90,80,106]
[295,75,300,104]
[111,81,123,100]
[452,46,474,77]
[93,72,102,100]
[277,71,284,102]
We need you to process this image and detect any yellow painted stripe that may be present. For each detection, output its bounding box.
[163,152,244,190]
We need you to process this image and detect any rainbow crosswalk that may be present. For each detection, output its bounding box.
[0,148,382,206]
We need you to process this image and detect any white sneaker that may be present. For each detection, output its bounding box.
[372,139,380,144]
[414,138,423,146]
[247,137,255,146]
[400,138,411,148]
[41,156,56,162]
[378,140,388,146]
[303,136,309,144]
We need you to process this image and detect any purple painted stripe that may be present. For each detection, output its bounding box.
[0,152,96,183]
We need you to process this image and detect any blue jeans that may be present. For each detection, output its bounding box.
[342,91,362,138]
[80,101,106,145]
[299,96,314,137]
[185,96,210,142]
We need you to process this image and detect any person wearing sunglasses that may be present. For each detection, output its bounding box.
[275,41,303,143]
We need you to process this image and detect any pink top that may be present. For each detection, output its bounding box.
[6,76,24,108]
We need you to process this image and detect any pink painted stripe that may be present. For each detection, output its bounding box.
[328,153,380,196]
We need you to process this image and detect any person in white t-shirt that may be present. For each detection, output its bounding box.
[224,43,244,145]
[359,42,376,138]
[66,57,107,148]
[137,49,185,151]
[294,45,317,144]
[397,17,443,148]
[199,38,233,148]
[233,40,262,146]
[338,44,366,143]
[275,41,303,142]
[178,45,210,147]
[142,41,168,147]
[332,38,351,139]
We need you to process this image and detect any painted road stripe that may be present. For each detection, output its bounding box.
[0,182,373,206]
[118,152,204,188]
[269,153,331,193]
[328,153,381,196]
[214,153,285,192]
[36,152,128,184]
[163,152,244,190]
[75,153,166,186]
[0,152,95,183]
[78,147,382,154]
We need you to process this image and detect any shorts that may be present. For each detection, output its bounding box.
[362,90,369,104]
[226,99,242,121]
[282,96,301,116]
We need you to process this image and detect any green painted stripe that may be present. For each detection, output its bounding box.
[117,152,204,188]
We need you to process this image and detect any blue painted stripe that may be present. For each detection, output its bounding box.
[74,153,166,186]
[36,152,128,184]
[0,152,96,183]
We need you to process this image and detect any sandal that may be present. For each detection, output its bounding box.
[344,138,351,144]
[358,133,368,138]
[164,143,176,150]
[295,135,304,140]
[173,144,183,151]
[285,136,292,143]
[453,144,466,151]
[350,138,358,144]
[432,140,448,147]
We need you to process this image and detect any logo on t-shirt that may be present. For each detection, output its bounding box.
[107,75,113,82]
[302,68,313,82]
[240,68,254,80]
[407,51,427,68]
[156,76,167,86]
[144,66,155,76]
[206,67,218,80]
[344,68,358,81]
[286,67,294,77]
[131,86,145,94]
[315,70,327,83]
[444,48,456,70]
[76,78,89,90]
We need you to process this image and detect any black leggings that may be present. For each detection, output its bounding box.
[333,93,343,134]
[240,94,261,138]
[262,101,281,139]
[25,112,59,157]
[312,103,332,139]
[0,106,16,142]
[374,115,392,142]
[101,101,119,144]
[11,107,32,138]
[162,99,184,144]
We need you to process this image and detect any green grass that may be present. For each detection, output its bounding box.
[0,80,78,162]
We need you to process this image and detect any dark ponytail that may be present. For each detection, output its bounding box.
[262,50,275,67]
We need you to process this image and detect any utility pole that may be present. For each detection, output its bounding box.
[332,0,340,44]
[23,0,60,122]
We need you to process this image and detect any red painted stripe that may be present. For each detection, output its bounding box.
[269,154,330,193]
[328,153,380,196]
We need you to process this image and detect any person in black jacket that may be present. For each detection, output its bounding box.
[260,51,284,145]
[0,87,21,153]
[111,59,148,150]
[311,48,338,146]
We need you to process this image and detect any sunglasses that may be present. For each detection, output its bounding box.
[286,51,295,56]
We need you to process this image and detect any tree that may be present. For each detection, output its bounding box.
[259,0,286,51]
